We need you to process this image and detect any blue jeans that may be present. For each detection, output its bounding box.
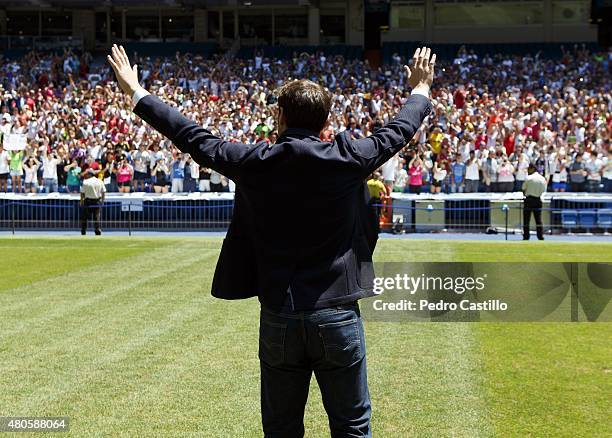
[43,178,58,193]
[259,303,371,438]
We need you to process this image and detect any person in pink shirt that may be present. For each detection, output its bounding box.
[408,154,424,194]
[116,156,133,193]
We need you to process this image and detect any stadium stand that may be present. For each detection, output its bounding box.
[0,42,609,200]
[382,42,602,63]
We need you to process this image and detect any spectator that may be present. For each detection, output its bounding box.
[551,157,568,192]
[65,159,81,194]
[184,154,198,193]
[408,154,424,194]
[152,160,170,193]
[431,161,447,194]
[23,154,39,193]
[451,155,466,193]
[9,149,24,193]
[0,144,9,193]
[585,152,603,193]
[171,153,185,193]
[41,149,59,193]
[57,150,70,193]
[199,167,211,192]
[497,158,515,193]
[514,154,530,192]
[210,169,225,192]
[464,151,480,193]
[381,154,398,194]
[481,150,498,193]
[116,156,134,193]
[429,127,444,158]
[131,143,150,192]
[603,149,612,193]
[569,154,587,192]
[101,151,115,192]
[367,172,388,231]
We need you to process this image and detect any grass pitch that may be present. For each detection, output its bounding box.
[0,237,610,437]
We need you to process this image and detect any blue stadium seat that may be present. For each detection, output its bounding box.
[561,210,579,231]
[597,209,612,231]
[578,210,597,231]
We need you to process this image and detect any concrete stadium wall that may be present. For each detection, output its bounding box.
[0,1,595,50]
[72,9,95,50]
[382,24,597,44]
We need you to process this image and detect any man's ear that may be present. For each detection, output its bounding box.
[321,115,331,134]
[277,106,285,124]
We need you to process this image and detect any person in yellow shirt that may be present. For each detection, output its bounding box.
[367,171,388,199]
[429,126,444,156]
[367,172,390,233]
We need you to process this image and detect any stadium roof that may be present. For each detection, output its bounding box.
[1,0,314,6]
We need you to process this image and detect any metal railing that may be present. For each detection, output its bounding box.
[384,192,612,237]
[0,193,233,234]
[0,192,611,236]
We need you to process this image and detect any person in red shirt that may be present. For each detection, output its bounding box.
[503,129,516,156]
[453,87,466,109]
[531,121,541,141]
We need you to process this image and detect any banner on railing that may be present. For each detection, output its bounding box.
[121,199,143,212]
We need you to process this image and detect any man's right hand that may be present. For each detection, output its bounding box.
[107,44,144,98]
[405,47,436,96]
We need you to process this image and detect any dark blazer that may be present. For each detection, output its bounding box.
[134,93,432,310]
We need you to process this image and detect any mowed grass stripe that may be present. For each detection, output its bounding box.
[366,237,492,436]
[8,296,211,417]
[2,252,220,416]
[373,239,612,262]
[476,323,612,437]
[0,244,167,312]
[0,238,170,292]
[364,323,491,437]
[63,285,263,435]
[0,245,215,339]
[1,237,610,437]
[0,248,216,371]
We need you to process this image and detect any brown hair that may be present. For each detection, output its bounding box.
[277,79,331,133]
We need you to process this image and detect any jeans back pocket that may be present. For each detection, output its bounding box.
[318,317,364,368]
[259,318,287,367]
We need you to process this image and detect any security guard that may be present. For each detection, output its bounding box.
[522,164,547,240]
[80,168,106,235]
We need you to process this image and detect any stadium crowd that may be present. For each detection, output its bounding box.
[0,44,610,195]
